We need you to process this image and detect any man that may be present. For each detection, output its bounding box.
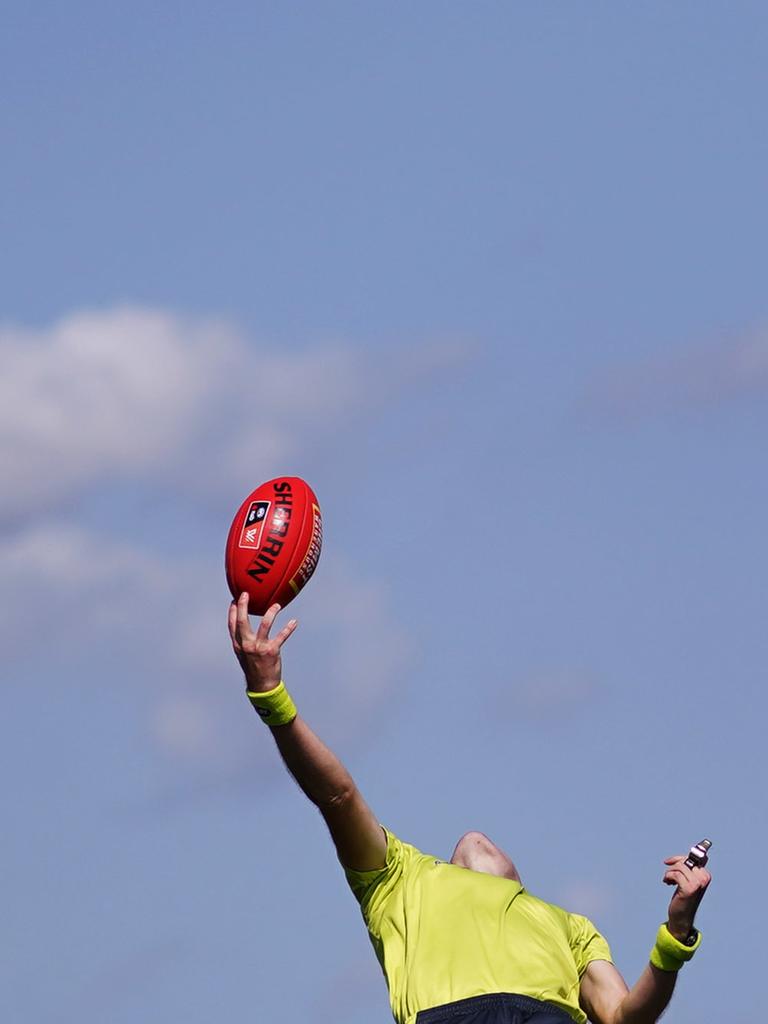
[228,595,711,1024]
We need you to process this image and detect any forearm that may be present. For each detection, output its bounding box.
[613,964,677,1024]
[269,713,357,809]
[265,710,386,870]
[230,598,386,869]
[583,851,710,1024]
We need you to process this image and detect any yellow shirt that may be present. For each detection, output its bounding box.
[345,829,612,1024]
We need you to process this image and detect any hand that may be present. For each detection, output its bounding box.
[228,593,298,693]
[662,852,712,942]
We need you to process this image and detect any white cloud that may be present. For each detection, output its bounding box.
[558,879,616,921]
[0,520,409,773]
[0,306,468,519]
[150,553,412,769]
[0,305,461,775]
[0,309,231,513]
[492,667,603,723]
[0,522,172,650]
[585,326,768,419]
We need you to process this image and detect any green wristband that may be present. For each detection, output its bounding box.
[650,923,702,972]
[246,680,297,726]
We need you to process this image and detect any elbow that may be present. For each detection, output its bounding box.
[316,784,356,812]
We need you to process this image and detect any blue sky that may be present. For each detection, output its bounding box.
[2,4,765,1022]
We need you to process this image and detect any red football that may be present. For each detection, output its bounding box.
[225,477,323,616]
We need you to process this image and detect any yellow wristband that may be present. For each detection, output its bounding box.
[650,923,701,972]
[246,680,297,726]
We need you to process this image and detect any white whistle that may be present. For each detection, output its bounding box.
[684,838,712,869]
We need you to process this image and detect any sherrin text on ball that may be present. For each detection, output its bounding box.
[225,477,322,615]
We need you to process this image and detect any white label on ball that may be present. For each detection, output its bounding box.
[239,501,271,550]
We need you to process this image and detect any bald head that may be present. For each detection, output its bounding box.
[449,831,521,882]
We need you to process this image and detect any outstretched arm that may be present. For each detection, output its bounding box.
[228,593,387,872]
[579,850,711,1024]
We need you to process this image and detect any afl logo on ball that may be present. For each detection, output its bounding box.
[239,501,270,549]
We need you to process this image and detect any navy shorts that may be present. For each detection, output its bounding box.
[415,993,575,1024]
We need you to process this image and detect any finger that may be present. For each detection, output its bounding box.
[665,863,706,895]
[228,601,239,645]
[665,856,707,878]
[685,865,712,888]
[663,867,691,888]
[664,874,689,890]
[236,591,255,641]
[275,618,298,648]
[257,603,281,641]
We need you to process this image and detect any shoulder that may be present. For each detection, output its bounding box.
[567,911,614,975]
[344,828,435,912]
[567,911,605,941]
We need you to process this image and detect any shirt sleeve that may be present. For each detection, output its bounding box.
[568,912,613,977]
[344,827,411,929]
